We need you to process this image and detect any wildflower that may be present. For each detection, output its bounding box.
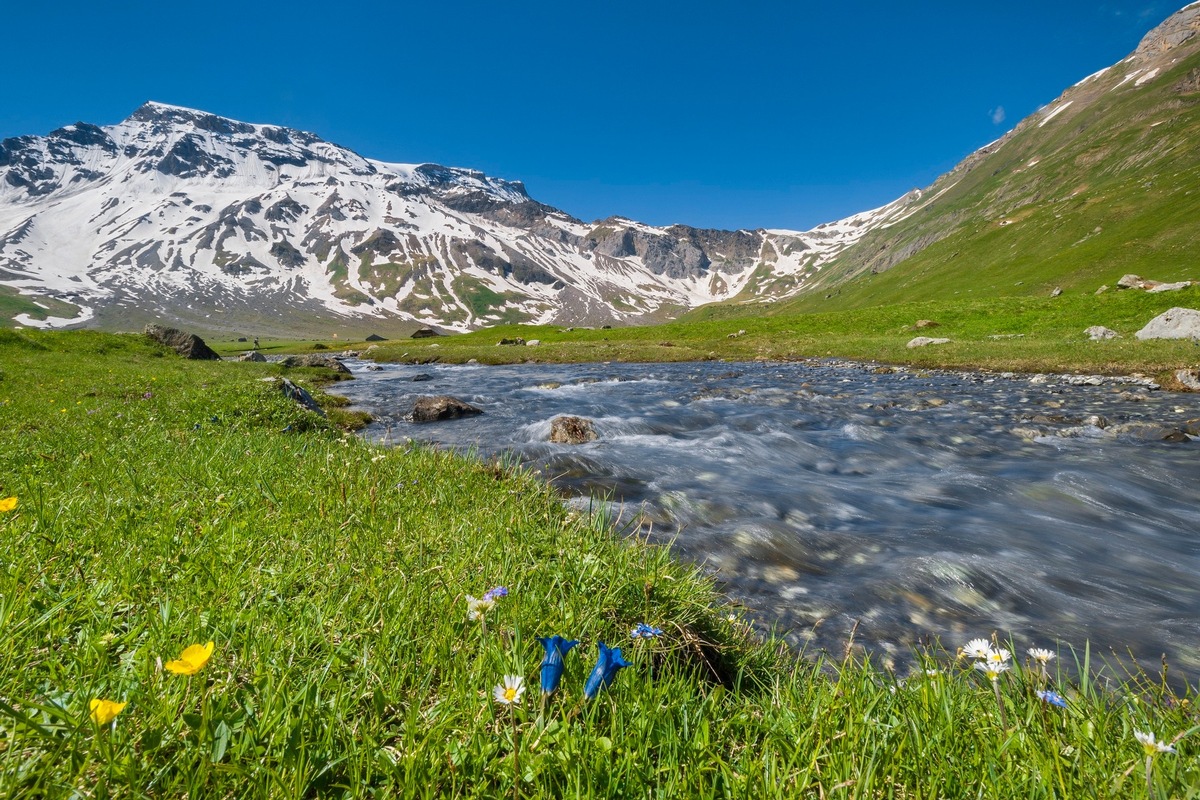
[1136,730,1176,797]
[89,698,127,725]
[493,674,526,706]
[985,647,1011,665]
[0,497,16,512]
[164,641,214,676]
[975,660,1010,728]
[466,594,496,621]
[1028,647,1056,664]
[631,623,664,639]
[483,586,509,602]
[974,660,1010,681]
[963,638,992,659]
[537,635,579,694]
[583,642,631,699]
[1134,731,1176,756]
[1036,689,1067,708]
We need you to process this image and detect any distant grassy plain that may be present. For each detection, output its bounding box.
[234,288,1200,387]
[4,328,1200,797]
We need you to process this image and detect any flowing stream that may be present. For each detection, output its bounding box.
[338,358,1200,674]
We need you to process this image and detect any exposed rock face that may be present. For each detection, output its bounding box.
[1135,307,1200,340]
[1085,325,1120,340]
[549,415,597,444]
[143,324,220,360]
[279,354,352,373]
[1134,3,1200,56]
[407,395,482,422]
[906,336,951,348]
[239,350,267,362]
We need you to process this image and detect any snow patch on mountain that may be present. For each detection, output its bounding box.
[0,102,916,332]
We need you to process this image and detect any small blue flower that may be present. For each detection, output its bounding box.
[537,635,579,694]
[583,642,631,699]
[631,623,664,639]
[1037,689,1067,708]
[483,586,508,602]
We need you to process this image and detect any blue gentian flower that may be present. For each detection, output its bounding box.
[631,623,664,639]
[537,635,579,694]
[483,586,509,602]
[583,642,631,699]
[1036,689,1067,708]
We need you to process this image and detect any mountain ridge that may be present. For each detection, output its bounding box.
[0,101,914,335]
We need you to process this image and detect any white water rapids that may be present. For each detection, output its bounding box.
[339,358,1200,676]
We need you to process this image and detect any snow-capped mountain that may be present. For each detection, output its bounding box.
[0,101,918,333]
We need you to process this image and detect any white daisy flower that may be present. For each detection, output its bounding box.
[1027,647,1056,664]
[986,647,1011,665]
[466,594,495,621]
[493,674,526,706]
[963,638,992,659]
[1134,731,1176,756]
[974,660,1010,681]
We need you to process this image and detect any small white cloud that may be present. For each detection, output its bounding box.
[990,106,1007,125]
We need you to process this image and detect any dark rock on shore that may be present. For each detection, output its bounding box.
[279,354,352,374]
[277,377,325,417]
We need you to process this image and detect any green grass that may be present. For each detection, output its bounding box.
[2,329,1200,797]
[359,288,1200,383]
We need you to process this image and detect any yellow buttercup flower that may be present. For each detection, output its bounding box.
[89,698,127,725]
[164,641,214,676]
[0,497,16,512]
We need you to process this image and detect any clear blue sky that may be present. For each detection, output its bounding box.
[0,1,1180,230]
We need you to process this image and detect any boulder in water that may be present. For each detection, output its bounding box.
[407,395,483,423]
[549,415,597,444]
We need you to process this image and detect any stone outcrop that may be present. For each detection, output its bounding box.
[144,324,221,360]
[239,350,268,362]
[1085,326,1120,340]
[407,395,483,422]
[906,336,951,348]
[1135,307,1200,340]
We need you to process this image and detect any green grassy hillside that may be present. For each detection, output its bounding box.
[765,28,1200,315]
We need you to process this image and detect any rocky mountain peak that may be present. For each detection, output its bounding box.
[1135,2,1200,57]
[0,101,913,334]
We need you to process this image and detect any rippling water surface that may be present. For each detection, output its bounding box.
[338,358,1200,671]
